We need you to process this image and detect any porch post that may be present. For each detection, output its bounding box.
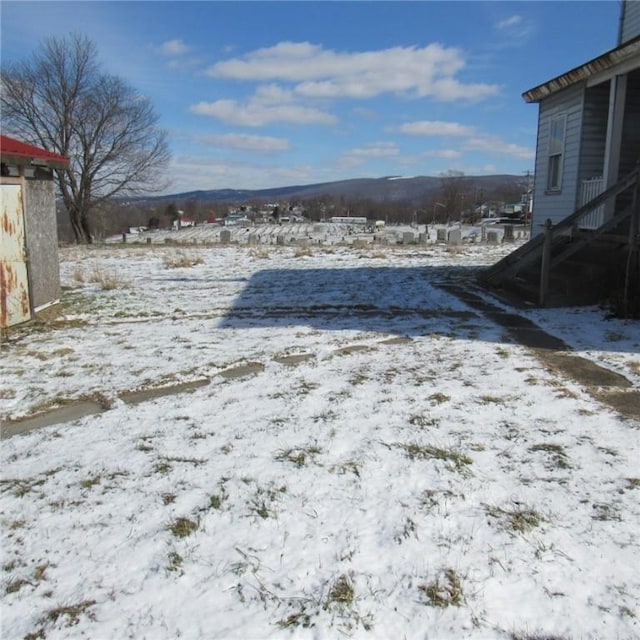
[602,74,627,219]
[539,218,553,306]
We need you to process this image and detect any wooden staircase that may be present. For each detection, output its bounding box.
[481,165,640,308]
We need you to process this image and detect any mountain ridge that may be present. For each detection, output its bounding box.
[145,174,527,206]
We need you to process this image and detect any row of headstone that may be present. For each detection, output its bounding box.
[217,224,527,247]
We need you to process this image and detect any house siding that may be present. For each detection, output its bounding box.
[577,82,610,184]
[620,0,640,44]
[619,68,640,176]
[532,83,585,231]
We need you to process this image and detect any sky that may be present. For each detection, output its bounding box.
[0,1,623,194]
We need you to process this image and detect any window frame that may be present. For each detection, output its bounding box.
[546,114,566,193]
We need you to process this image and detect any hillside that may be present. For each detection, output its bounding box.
[142,174,526,206]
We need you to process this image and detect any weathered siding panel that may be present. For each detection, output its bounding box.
[620,0,640,44]
[578,82,610,183]
[0,184,31,328]
[619,68,640,176]
[532,83,585,230]
[23,176,61,310]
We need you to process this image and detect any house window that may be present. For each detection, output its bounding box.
[547,115,566,192]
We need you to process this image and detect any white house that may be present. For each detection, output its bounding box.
[485,1,640,310]
[524,0,640,231]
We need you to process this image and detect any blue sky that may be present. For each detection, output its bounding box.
[1,1,622,194]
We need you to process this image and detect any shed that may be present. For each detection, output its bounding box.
[1,135,70,328]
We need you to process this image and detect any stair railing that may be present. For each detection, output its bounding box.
[485,164,640,292]
[538,162,640,305]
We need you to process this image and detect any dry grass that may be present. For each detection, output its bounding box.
[169,517,198,538]
[162,252,205,269]
[44,599,97,625]
[396,442,472,472]
[485,504,543,533]
[87,264,131,290]
[293,245,314,257]
[419,569,465,607]
[325,574,355,608]
[248,247,271,259]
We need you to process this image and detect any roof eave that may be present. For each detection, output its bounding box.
[522,35,640,103]
[0,153,70,171]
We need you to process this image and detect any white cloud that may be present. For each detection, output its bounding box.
[464,136,534,160]
[496,15,522,30]
[167,155,316,191]
[397,121,476,137]
[161,39,189,56]
[346,142,400,159]
[206,41,499,102]
[199,133,291,153]
[492,14,535,44]
[423,149,463,159]
[190,98,337,126]
[338,142,400,169]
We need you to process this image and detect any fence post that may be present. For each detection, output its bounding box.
[539,218,553,306]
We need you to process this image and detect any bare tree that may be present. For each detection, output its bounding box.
[1,34,170,243]
[438,170,473,223]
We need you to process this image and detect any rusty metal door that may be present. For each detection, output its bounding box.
[1,184,31,328]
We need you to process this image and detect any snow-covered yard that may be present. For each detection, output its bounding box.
[1,242,639,639]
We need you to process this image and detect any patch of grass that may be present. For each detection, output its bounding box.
[275,445,322,468]
[248,247,271,259]
[278,610,313,629]
[329,460,361,477]
[6,577,30,594]
[420,488,459,510]
[169,517,198,538]
[478,394,506,405]
[163,252,205,269]
[251,501,274,519]
[161,455,207,466]
[208,493,227,510]
[625,477,640,490]
[33,564,49,582]
[162,493,176,505]
[80,475,101,489]
[153,460,173,475]
[409,415,440,428]
[87,265,131,290]
[591,503,621,522]
[325,574,355,609]
[510,633,570,640]
[529,443,571,470]
[419,569,464,608]
[397,442,472,472]
[45,599,97,626]
[293,245,313,257]
[428,392,450,405]
[167,551,183,573]
[394,517,417,543]
[248,483,286,519]
[0,477,46,497]
[485,504,543,533]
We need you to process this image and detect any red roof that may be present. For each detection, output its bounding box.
[0,135,70,169]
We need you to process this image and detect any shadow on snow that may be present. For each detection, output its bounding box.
[217,265,496,339]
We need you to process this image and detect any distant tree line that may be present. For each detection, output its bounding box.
[55,173,530,242]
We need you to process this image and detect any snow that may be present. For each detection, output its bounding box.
[1,242,639,639]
